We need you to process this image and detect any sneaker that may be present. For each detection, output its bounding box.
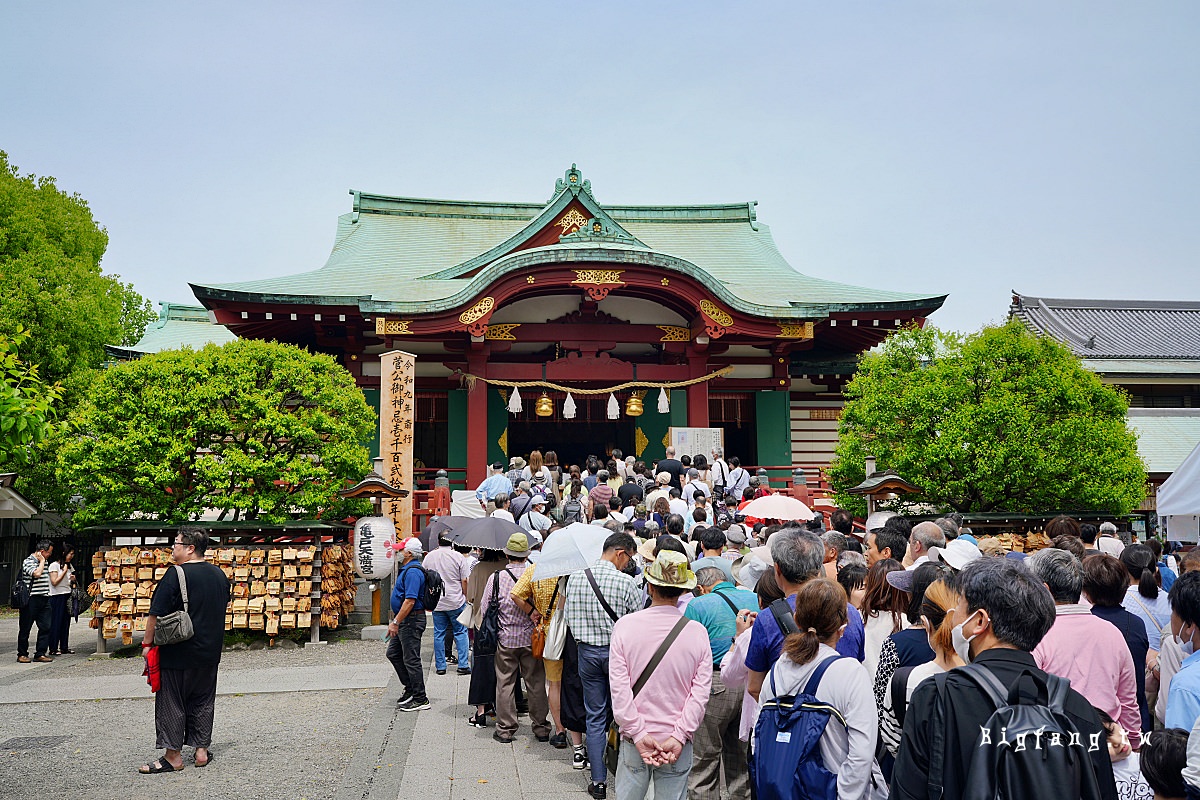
[549,732,569,749]
[397,691,413,705]
[456,667,472,675]
[447,654,458,665]
[572,748,587,770]
[467,712,488,728]
[436,669,447,675]
[588,782,607,799]
[397,697,430,712]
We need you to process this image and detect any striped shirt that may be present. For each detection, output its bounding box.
[480,566,532,649]
[22,554,51,596]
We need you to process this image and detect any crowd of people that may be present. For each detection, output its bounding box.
[19,443,1200,796]
[382,446,1200,800]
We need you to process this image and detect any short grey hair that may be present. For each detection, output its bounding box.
[665,446,676,457]
[711,447,723,458]
[695,566,726,588]
[822,531,848,556]
[934,517,960,540]
[1027,547,1084,604]
[837,550,867,570]
[1099,522,1118,534]
[911,521,947,551]
[769,527,824,584]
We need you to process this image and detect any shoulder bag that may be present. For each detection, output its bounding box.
[604,615,692,773]
[543,577,569,661]
[530,579,560,659]
[154,565,195,646]
[584,567,620,622]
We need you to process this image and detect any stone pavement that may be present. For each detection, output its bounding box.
[0,614,588,800]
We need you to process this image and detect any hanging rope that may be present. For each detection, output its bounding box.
[454,366,733,395]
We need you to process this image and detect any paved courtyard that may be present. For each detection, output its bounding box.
[0,616,585,800]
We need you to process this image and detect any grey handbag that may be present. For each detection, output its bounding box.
[154,565,195,646]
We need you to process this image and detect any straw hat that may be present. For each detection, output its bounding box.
[644,551,697,590]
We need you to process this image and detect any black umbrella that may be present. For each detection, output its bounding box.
[450,516,525,551]
[419,516,460,550]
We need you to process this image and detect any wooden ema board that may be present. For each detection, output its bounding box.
[89,544,355,648]
[668,427,724,459]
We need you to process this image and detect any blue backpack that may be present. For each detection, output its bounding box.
[749,654,846,800]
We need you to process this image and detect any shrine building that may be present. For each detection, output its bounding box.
[191,165,946,485]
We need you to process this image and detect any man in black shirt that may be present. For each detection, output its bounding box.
[655,446,684,492]
[891,558,1117,800]
[616,475,643,507]
[140,527,231,774]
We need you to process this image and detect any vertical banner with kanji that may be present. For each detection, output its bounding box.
[380,350,416,541]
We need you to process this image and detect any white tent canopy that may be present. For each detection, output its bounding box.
[1158,441,1200,543]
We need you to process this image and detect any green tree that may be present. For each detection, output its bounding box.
[58,339,376,525]
[0,327,63,467]
[828,321,1147,515]
[0,151,153,381]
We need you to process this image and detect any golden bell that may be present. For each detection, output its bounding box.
[535,393,554,417]
[625,393,644,417]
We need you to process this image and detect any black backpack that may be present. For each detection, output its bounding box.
[930,664,1106,800]
[403,561,444,611]
[9,573,32,610]
[563,496,584,523]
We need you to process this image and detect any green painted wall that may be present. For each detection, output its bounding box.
[755,390,792,483]
[487,386,508,464]
[362,388,381,459]
[636,394,670,464]
[447,390,467,469]
[671,389,688,428]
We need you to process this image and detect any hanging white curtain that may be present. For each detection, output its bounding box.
[563,392,577,419]
[607,392,620,419]
[507,386,522,414]
[657,387,670,414]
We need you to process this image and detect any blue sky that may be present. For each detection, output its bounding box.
[3,2,1198,332]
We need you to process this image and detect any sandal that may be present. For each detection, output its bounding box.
[139,758,183,774]
[195,752,214,767]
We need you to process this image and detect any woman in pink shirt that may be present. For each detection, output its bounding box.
[609,551,713,800]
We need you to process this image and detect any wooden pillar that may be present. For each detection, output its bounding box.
[467,350,489,486]
[686,350,710,427]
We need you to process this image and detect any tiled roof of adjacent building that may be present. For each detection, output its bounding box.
[1127,410,1200,474]
[192,165,946,321]
[1010,292,1200,359]
[105,303,237,360]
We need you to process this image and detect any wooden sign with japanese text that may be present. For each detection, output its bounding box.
[380,351,416,541]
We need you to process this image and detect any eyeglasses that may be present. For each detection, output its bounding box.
[172,540,188,546]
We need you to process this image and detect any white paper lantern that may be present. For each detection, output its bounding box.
[354,516,396,580]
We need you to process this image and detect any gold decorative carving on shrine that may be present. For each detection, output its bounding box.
[661,278,670,286]
[458,297,495,326]
[635,427,649,457]
[375,318,413,335]
[497,428,508,455]
[484,324,520,341]
[526,275,535,284]
[662,431,671,449]
[778,322,814,339]
[809,408,842,421]
[570,269,624,285]
[496,388,508,404]
[657,325,690,342]
[556,208,589,234]
[699,300,733,327]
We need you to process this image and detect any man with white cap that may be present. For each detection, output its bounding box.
[518,494,553,538]
[1098,522,1126,557]
[388,538,430,712]
[927,538,983,572]
[646,473,672,511]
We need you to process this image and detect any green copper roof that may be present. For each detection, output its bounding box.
[192,165,945,320]
[106,303,237,359]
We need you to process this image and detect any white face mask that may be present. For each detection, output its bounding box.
[951,610,982,663]
[1177,625,1196,657]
